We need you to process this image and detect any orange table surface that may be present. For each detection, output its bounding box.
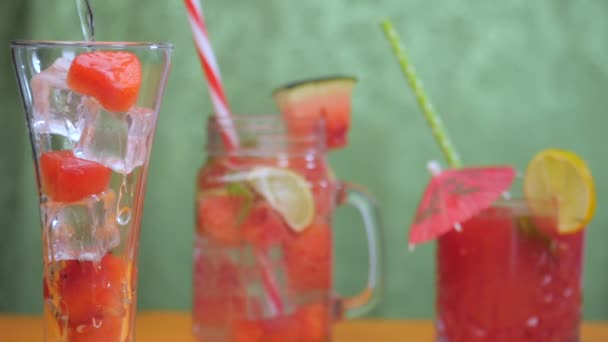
[1,312,607,341]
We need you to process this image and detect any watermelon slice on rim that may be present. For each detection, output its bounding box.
[273,76,357,149]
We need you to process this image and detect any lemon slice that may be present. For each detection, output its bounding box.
[524,149,596,234]
[247,167,314,232]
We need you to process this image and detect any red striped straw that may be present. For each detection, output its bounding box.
[183,0,284,315]
[184,0,239,148]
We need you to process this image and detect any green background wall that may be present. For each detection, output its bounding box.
[1,0,608,319]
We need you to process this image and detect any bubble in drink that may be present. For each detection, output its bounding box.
[75,107,157,174]
[44,190,120,262]
[31,57,98,147]
[76,0,95,41]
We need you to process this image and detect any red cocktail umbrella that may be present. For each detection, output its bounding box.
[409,161,516,245]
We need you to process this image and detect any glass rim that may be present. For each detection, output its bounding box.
[206,114,327,155]
[207,113,327,138]
[208,113,288,121]
[493,196,555,205]
[10,40,174,50]
[207,113,327,125]
[481,196,557,217]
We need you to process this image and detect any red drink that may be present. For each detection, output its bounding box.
[436,200,584,342]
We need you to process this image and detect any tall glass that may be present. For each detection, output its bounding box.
[193,115,383,341]
[436,198,584,342]
[11,41,173,341]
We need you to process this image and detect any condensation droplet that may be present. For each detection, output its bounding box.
[117,207,131,225]
[116,173,132,225]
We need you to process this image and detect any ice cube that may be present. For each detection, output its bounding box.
[43,190,120,262]
[75,107,157,174]
[31,57,98,144]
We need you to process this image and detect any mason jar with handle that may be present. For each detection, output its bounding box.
[192,114,383,341]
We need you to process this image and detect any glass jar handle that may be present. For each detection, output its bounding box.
[334,181,384,319]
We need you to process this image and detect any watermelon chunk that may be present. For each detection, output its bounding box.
[284,219,332,291]
[58,254,126,325]
[197,193,246,245]
[241,203,288,248]
[67,51,142,112]
[273,76,357,149]
[294,302,330,341]
[40,150,112,202]
[197,192,287,248]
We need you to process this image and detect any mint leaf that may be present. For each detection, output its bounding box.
[227,182,252,197]
[226,182,254,227]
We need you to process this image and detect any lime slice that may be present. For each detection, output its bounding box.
[247,167,314,232]
[524,149,596,234]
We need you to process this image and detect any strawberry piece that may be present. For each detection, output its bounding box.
[67,51,142,112]
[40,150,111,202]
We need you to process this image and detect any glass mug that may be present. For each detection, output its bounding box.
[11,41,173,341]
[193,115,383,341]
[436,197,584,342]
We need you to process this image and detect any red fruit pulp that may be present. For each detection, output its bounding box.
[39,150,111,202]
[197,194,246,245]
[241,203,289,248]
[284,219,332,292]
[281,92,351,149]
[273,77,356,150]
[294,302,331,341]
[193,247,247,328]
[58,256,124,324]
[436,205,584,342]
[44,253,131,341]
[67,51,142,112]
